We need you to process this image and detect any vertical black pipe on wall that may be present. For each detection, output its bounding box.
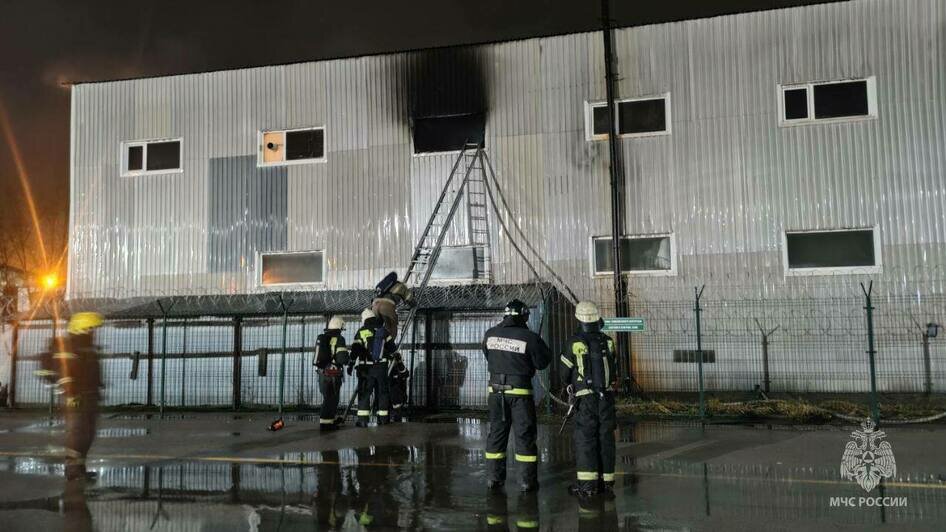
[601,0,632,394]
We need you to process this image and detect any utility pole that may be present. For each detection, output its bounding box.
[601,0,632,394]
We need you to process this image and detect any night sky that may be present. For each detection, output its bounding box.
[0,0,840,269]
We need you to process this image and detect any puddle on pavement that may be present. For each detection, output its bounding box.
[0,421,944,530]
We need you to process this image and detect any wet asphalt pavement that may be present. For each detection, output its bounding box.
[0,412,944,531]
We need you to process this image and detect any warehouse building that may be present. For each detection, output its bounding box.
[6,0,941,408]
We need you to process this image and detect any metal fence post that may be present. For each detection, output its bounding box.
[408,311,418,413]
[754,318,778,395]
[233,317,242,411]
[277,295,293,414]
[146,318,155,407]
[425,312,434,409]
[860,282,880,424]
[180,318,188,408]
[298,316,307,408]
[694,285,706,420]
[156,299,175,417]
[922,330,932,395]
[9,320,18,408]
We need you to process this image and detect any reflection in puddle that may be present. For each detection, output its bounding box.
[1,421,945,530]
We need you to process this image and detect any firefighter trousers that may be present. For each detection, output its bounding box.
[319,373,343,427]
[390,380,407,421]
[357,365,391,424]
[573,390,616,490]
[64,394,99,479]
[485,391,538,486]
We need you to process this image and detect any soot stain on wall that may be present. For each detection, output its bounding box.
[396,45,489,151]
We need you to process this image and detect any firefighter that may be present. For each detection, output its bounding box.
[350,308,396,426]
[371,271,413,339]
[35,312,105,481]
[560,301,618,499]
[388,351,409,422]
[315,316,349,430]
[482,299,552,492]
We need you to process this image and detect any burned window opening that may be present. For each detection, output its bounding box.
[261,251,324,286]
[413,113,485,154]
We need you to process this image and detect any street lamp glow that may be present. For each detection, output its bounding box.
[42,273,59,290]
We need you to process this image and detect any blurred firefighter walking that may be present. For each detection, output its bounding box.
[36,312,105,481]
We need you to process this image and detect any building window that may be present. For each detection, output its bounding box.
[430,245,488,281]
[121,139,182,176]
[586,94,671,141]
[591,234,675,276]
[779,77,877,125]
[413,113,486,155]
[259,127,326,166]
[784,228,881,275]
[260,250,325,286]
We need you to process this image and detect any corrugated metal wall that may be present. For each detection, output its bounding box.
[69,0,946,300]
[66,0,946,393]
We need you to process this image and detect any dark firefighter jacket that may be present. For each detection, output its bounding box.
[481,317,552,390]
[35,334,102,397]
[560,331,617,396]
[314,329,349,377]
[350,317,397,369]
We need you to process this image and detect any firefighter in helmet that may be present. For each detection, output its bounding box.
[35,312,105,481]
[482,299,552,492]
[315,315,349,430]
[560,301,618,499]
[350,308,396,426]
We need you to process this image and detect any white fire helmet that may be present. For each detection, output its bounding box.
[361,308,376,322]
[575,301,600,324]
[328,316,345,330]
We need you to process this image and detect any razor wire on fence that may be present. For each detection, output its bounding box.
[1,267,945,421]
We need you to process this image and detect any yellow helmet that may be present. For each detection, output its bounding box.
[68,312,104,335]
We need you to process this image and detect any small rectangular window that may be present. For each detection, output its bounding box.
[618,98,667,135]
[783,88,809,120]
[586,94,670,141]
[592,234,674,275]
[259,127,326,166]
[413,113,486,154]
[785,229,880,274]
[430,246,488,281]
[127,145,144,171]
[813,80,869,119]
[592,106,611,137]
[260,251,324,286]
[780,77,876,125]
[121,139,182,176]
